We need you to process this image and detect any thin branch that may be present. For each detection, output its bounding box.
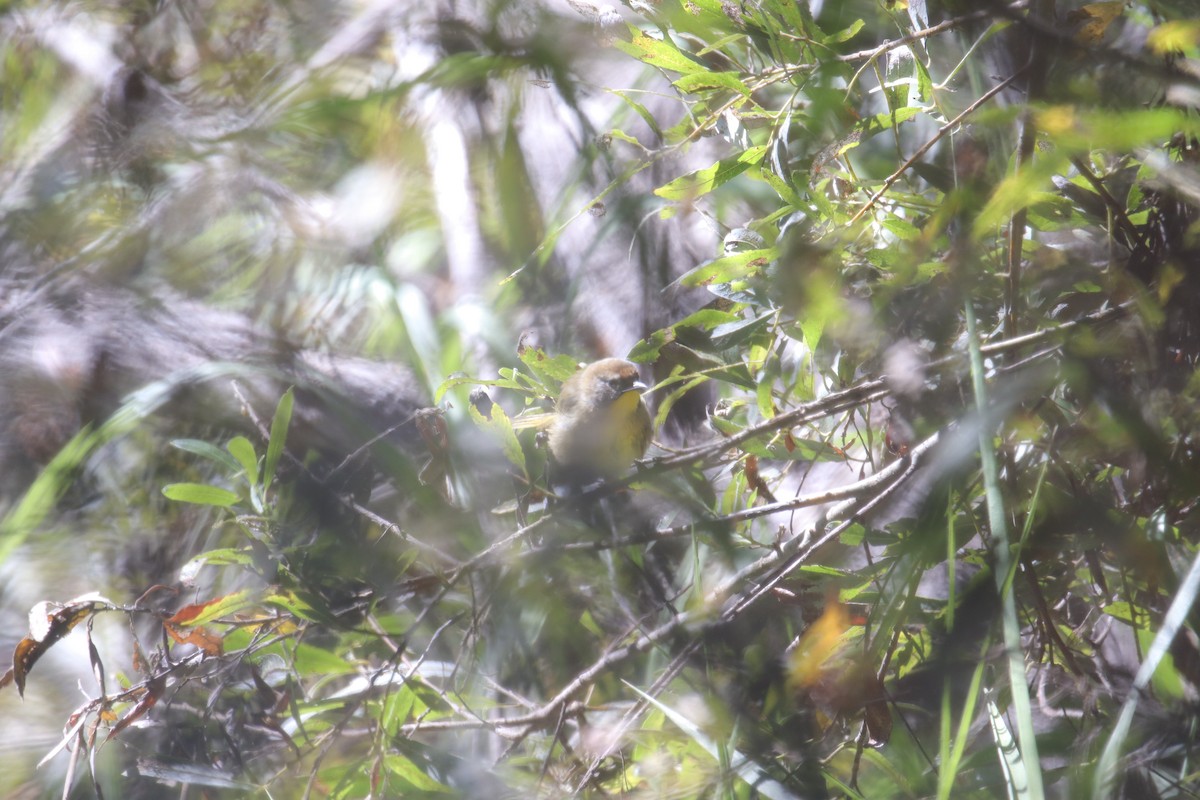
[719,431,941,623]
[848,72,1022,226]
[838,2,1030,64]
[396,431,944,737]
[759,2,1030,83]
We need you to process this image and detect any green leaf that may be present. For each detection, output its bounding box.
[863,106,921,134]
[469,401,527,475]
[709,312,773,350]
[655,146,768,201]
[1037,106,1200,153]
[973,150,1072,237]
[882,217,921,240]
[614,26,707,75]
[162,483,241,507]
[178,548,255,584]
[757,166,803,207]
[675,308,743,333]
[653,375,710,431]
[382,754,452,792]
[0,424,111,564]
[610,91,663,140]
[171,439,241,472]
[264,387,294,490]
[379,685,418,737]
[227,436,259,486]
[676,247,777,287]
[293,643,357,677]
[822,18,864,44]
[434,372,527,403]
[518,347,581,386]
[672,71,752,97]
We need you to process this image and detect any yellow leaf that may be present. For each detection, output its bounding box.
[786,600,850,691]
[1147,20,1200,55]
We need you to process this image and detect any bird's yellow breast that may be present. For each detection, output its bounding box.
[605,389,652,471]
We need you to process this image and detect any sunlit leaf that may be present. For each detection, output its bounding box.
[676,247,777,287]
[655,146,768,201]
[614,27,707,75]
[1147,19,1200,54]
[168,589,259,627]
[162,483,241,507]
[227,436,259,486]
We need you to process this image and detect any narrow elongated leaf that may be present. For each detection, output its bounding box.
[171,439,241,472]
[614,27,707,75]
[987,692,1027,800]
[655,146,768,201]
[1095,545,1200,798]
[264,387,294,490]
[162,483,240,507]
[676,247,777,287]
[226,436,259,486]
[673,71,752,97]
[167,589,258,627]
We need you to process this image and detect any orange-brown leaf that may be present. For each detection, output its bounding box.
[106,676,165,741]
[163,622,224,656]
[1067,1,1125,45]
[167,589,255,627]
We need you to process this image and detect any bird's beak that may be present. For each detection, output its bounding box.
[629,380,648,394]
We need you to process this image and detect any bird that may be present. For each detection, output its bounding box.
[546,358,653,484]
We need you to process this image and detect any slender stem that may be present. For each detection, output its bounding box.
[964,300,1045,799]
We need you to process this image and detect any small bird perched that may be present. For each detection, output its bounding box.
[547,358,653,483]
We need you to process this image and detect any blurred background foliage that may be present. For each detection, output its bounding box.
[2,0,1200,797]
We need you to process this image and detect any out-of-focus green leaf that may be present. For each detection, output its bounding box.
[625,682,793,800]
[292,643,357,677]
[263,588,338,626]
[379,685,418,737]
[171,439,241,472]
[1147,19,1200,54]
[1036,106,1200,153]
[469,401,526,475]
[382,754,452,792]
[610,90,663,140]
